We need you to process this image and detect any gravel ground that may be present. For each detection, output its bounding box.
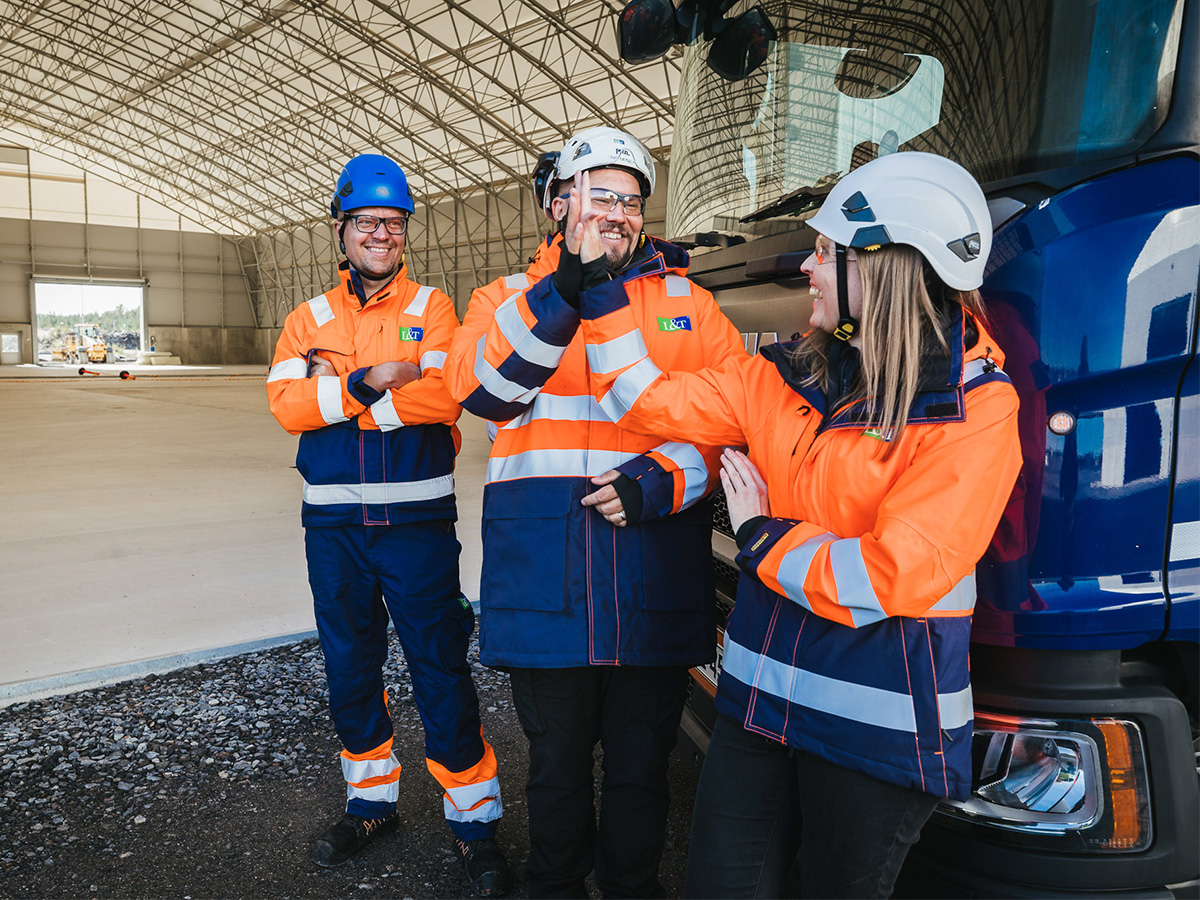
[0,635,700,899]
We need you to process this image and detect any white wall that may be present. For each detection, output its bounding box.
[0,146,257,364]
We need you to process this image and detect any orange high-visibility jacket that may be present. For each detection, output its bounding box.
[442,234,749,668]
[267,261,462,527]
[580,278,1021,800]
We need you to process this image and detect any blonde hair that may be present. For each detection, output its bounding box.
[792,244,986,457]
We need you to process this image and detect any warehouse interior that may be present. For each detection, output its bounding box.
[0,0,679,367]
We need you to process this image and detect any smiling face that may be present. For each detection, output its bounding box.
[341,205,407,295]
[551,167,645,271]
[800,233,863,335]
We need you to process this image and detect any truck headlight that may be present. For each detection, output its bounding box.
[935,713,1152,853]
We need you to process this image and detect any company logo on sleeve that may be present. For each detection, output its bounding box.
[657,316,692,332]
[398,326,424,341]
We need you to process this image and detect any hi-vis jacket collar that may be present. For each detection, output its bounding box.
[616,235,691,284]
[760,305,986,429]
[341,258,405,305]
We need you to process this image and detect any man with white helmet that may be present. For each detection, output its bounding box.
[444,127,747,897]
[267,153,511,897]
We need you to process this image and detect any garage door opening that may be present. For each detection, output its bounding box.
[35,280,145,365]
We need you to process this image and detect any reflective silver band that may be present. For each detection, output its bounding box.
[586,330,649,375]
[472,333,541,405]
[496,293,570,369]
[723,635,918,732]
[420,350,447,373]
[486,447,639,482]
[664,274,691,297]
[404,284,436,317]
[268,357,308,382]
[598,356,662,422]
[500,393,602,430]
[302,474,454,505]
[316,375,348,424]
[307,294,335,327]
[830,537,886,627]
[650,441,709,508]
[370,393,404,431]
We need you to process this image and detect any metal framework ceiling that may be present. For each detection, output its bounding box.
[0,0,681,235]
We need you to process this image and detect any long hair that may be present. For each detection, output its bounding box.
[792,244,987,457]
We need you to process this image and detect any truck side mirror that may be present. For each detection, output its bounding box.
[707,7,777,81]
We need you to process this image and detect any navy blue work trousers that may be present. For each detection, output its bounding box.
[305,521,489,832]
[684,713,939,899]
[509,665,690,899]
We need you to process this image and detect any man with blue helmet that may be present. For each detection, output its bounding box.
[267,153,511,896]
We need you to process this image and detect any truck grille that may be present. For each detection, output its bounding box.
[712,489,734,537]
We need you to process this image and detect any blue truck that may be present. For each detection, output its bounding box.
[629,0,1200,894]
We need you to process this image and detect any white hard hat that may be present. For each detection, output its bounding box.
[544,126,656,213]
[807,152,992,291]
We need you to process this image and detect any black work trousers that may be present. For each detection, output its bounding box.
[508,665,690,899]
[684,714,940,899]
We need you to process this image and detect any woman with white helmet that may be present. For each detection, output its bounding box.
[571,151,1023,897]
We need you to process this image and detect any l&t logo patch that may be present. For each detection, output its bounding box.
[398,326,424,341]
[657,316,692,332]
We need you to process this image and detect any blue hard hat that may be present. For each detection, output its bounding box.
[330,153,415,218]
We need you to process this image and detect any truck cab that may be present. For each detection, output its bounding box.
[653,0,1200,894]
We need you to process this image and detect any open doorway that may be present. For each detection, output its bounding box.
[34,280,145,365]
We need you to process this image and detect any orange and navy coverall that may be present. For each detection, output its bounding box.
[578,277,1021,800]
[267,261,502,838]
[442,234,748,669]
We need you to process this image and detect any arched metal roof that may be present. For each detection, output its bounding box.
[0,0,681,235]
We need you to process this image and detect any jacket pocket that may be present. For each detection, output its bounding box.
[638,502,714,612]
[481,479,573,612]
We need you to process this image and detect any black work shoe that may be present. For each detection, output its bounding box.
[454,836,513,897]
[311,812,398,868]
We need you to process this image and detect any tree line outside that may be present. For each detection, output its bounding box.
[37,305,142,351]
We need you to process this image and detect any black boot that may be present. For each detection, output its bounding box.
[311,812,398,868]
[454,836,513,897]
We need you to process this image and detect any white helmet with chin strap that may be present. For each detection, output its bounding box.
[807,151,991,292]
[541,126,656,215]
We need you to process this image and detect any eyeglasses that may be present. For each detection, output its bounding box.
[346,214,408,236]
[589,189,645,216]
[812,238,856,266]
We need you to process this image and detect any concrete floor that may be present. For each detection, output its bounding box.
[0,362,490,703]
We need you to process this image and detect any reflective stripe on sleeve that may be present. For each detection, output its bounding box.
[722,635,919,733]
[586,330,649,375]
[268,357,308,382]
[504,273,529,290]
[598,356,662,422]
[307,295,335,327]
[471,333,541,405]
[829,537,887,626]
[929,573,976,613]
[302,475,454,505]
[650,441,709,508]
[495,294,571,368]
[664,274,691,297]
[773,531,837,612]
[404,284,436,317]
[370,393,404,431]
[420,350,447,373]
[316,375,349,424]
[486,447,640,482]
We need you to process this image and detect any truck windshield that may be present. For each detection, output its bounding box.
[666,0,1186,239]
